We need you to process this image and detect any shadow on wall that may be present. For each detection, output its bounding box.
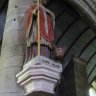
[0,41,2,55]
[0,0,8,44]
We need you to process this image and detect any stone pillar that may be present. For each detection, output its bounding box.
[60,57,89,96]
[0,0,34,96]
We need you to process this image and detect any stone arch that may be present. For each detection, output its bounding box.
[64,0,96,31]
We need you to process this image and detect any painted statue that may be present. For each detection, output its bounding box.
[24,0,55,63]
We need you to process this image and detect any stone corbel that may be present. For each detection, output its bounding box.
[16,56,62,96]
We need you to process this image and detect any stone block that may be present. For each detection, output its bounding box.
[0,67,24,94]
[16,56,62,96]
[0,92,24,96]
[1,44,25,59]
[1,56,24,69]
[2,29,26,48]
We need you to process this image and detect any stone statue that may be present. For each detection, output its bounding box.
[24,0,55,63]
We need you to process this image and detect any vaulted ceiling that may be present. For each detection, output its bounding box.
[47,0,96,84]
[0,0,96,84]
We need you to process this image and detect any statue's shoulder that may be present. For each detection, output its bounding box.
[27,4,37,12]
[30,4,37,8]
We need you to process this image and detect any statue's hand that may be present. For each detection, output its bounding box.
[33,6,40,15]
[33,9,37,15]
[33,6,39,15]
[49,42,55,49]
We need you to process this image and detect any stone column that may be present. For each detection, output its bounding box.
[0,0,34,96]
[60,57,89,96]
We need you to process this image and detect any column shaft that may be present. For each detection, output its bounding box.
[0,0,34,96]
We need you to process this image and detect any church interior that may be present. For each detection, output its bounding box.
[0,0,96,96]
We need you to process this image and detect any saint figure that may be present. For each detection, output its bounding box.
[24,0,55,63]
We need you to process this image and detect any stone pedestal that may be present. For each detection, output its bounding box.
[16,56,62,96]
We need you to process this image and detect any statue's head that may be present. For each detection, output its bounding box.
[34,0,47,5]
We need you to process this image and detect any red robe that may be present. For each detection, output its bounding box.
[26,4,55,47]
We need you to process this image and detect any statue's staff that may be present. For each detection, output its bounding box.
[25,0,55,62]
[37,0,41,56]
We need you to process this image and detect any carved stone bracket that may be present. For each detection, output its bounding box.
[16,56,62,96]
